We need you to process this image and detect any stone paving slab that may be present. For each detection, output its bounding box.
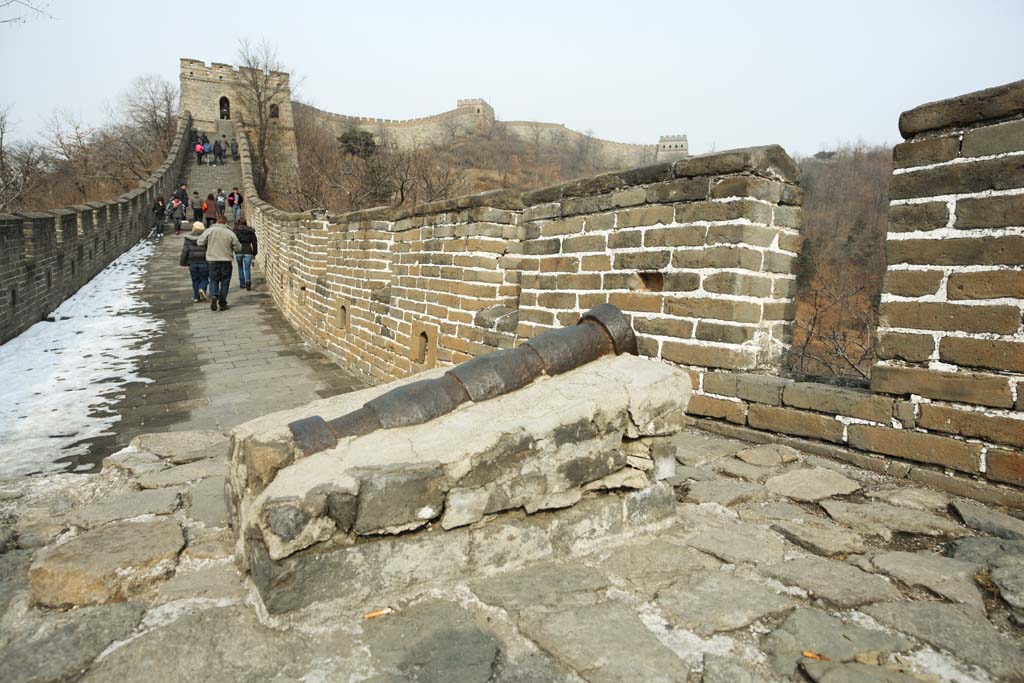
[3,428,1024,682]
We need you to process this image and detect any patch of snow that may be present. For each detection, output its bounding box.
[0,237,161,477]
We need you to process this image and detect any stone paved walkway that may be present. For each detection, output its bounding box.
[11,152,368,473]
[2,428,1022,682]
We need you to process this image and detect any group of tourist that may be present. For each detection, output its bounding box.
[155,185,244,236]
[152,182,256,312]
[190,130,238,166]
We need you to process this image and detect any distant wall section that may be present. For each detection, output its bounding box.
[0,114,192,344]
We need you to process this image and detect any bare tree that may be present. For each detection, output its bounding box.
[0,0,52,24]
[117,75,179,151]
[235,39,291,197]
[0,106,50,212]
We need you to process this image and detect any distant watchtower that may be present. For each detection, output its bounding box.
[178,58,299,193]
[656,135,689,162]
[456,99,496,134]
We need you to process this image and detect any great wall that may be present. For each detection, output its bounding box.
[1,57,1023,683]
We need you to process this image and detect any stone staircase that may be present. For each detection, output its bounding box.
[180,122,243,216]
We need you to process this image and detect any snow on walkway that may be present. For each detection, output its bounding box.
[0,237,161,477]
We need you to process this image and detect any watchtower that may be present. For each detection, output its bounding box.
[656,135,689,162]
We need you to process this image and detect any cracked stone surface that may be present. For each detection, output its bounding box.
[685,479,767,506]
[769,519,866,557]
[866,550,984,611]
[765,468,860,502]
[736,443,800,467]
[656,571,795,635]
[2,427,1023,682]
[685,523,787,565]
[763,608,913,677]
[28,519,185,607]
[760,555,902,608]
[69,487,181,528]
[864,601,1024,679]
[951,499,1024,539]
[820,501,967,541]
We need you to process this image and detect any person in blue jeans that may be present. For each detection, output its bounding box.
[197,214,241,311]
[233,218,258,290]
[179,222,209,302]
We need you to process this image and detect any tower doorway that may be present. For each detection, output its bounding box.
[219,96,230,120]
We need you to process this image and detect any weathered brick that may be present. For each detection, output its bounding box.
[608,292,663,313]
[892,135,960,169]
[537,292,576,309]
[763,251,796,274]
[538,256,579,273]
[703,272,773,297]
[955,194,1024,229]
[763,302,795,321]
[584,212,615,231]
[613,251,671,271]
[895,401,916,428]
[706,224,777,247]
[672,247,763,270]
[580,254,611,271]
[778,232,804,253]
[919,404,1024,449]
[645,177,708,203]
[561,234,606,253]
[662,341,757,370]
[889,155,1024,200]
[617,206,674,228]
[888,202,949,233]
[662,272,700,292]
[947,270,1024,299]
[555,273,601,290]
[747,404,845,443]
[986,448,1024,487]
[710,176,785,202]
[539,217,585,236]
[879,301,1020,334]
[521,238,561,256]
[735,373,792,405]
[898,79,1024,138]
[687,394,746,424]
[939,337,1024,373]
[772,205,802,229]
[887,235,1024,267]
[664,297,761,323]
[675,200,772,225]
[871,364,1013,409]
[876,332,935,363]
[695,321,756,345]
[702,371,738,396]
[772,278,797,299]
[633,316,693,339]
[611,187,647,208]
[847,424,981,474]
[644,226,706,247]
[672,145,801,184]
[962,118,1024,157]
[882,270,944,297]
[607,230,642,249]
[783,382,894,423]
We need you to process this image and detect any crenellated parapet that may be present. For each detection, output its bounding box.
[0,113,193,344]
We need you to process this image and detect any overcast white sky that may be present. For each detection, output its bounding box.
[2,0,1022,156]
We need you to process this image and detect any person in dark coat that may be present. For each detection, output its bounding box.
[180,222,209,302]
[152,196,165,229]
[230,139,239,161]
[233,218,258,290]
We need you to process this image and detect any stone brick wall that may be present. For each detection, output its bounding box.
[872,80,1024,489]
[238,79,1024,506]
[0,114,192,345]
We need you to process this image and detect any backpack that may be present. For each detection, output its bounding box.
[204,143,211,153]
[195,143,203,153]
[226,194,235,206]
